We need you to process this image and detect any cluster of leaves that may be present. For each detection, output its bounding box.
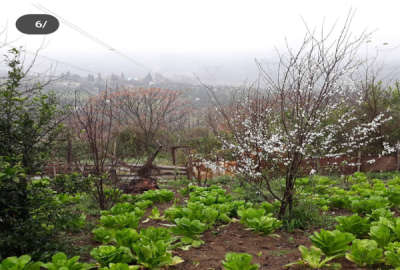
[238,208,282,235]
[222,252,259,270]
[0,159,86,260]
[164,185,261,248]
[91,189,183,269]
[91,226,183,269]
[297,173,400,214]
[51,173,91,194]
[292,172,400,269]
[0,253,91,270]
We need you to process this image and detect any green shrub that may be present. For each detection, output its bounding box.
[51,173,91,194]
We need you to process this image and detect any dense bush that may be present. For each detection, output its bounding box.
[0,158,85,260]
[51,173,91,194]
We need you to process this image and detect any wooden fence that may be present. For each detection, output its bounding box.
[43,162,189,179]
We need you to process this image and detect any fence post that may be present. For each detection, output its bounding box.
[186,149,193,180]
[312,156,320,174]
[397,141,400,171]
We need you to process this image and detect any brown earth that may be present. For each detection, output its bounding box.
[170,222,364,270]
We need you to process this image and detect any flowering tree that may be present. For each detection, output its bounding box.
[212,13,394,218]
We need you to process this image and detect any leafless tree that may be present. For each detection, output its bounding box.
[111,87,189,155]
[73,89,115,209]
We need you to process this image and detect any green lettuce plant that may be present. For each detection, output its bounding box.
[172,217,207,247]
[244,215,282,235]
[384,242,400,268]
[345,239,383,267]
[99,263,139,270]
[92,227,115,244]
[115,228,140,247]
[41,252,92,270]
[131,240,183,270]
[221,252,259,270]
[0,255,41,270]
[133,200,153,210]
[90,245,133,267]
[285,246,341,269]
[369,223,394,248]
[310,229,355,256]
[100,212,143,229]
[237,208,265,224]
[148,207,164,220]
[335,214,370,238]
[138,189,174,203]
[139,227,175,245]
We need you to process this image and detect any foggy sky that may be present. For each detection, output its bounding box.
[1,0,400,84]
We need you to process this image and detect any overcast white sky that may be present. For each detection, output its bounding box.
[1,0,400,80]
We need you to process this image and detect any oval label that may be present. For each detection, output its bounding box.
[16,14,59,35]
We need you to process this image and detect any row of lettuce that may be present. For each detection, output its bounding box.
[1,186,273,270]
[2,172,400,269]
[287,172,400,269]
[91,185,281,269]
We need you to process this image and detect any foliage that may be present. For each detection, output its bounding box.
[114,228,140,248]
[282,199,334,231]
[384,242,400,268]
[51,173,91,194]
[138,189,174,203]
[335,214,371,238]
[90,246,132,267]
[131,240,182,269]
[0,255,41,270]
[41,252,92,270]
[0,159,85,260]
[345,239,383,267]
[285,246,341,269]
[100,211,143,229]
[221,252,259,270]
[310,229,355,257]
[369,223,394,248]
[99,263,139,270]
[0,48,62,173]
[172,217,208,237]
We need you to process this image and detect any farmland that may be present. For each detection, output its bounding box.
[2,170,400,269]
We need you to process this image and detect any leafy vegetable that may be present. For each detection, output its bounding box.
[369,223,394,248]
[310,229,355,256]
[148,207,164,220]
[0,255,41,270]
[222,252,259,270]
[335,214,370,238]
[90,245,133,267]
[237,208,265,224]
[173,217,207,235]
[244,215,282,235]
[92,227,115,244]
[385,242,400,268]
[115,228,140,247]
[345,239,383,267]
[131,240,183,269]
[99,263,139,270]
[100,211,143,229]
[41,252,92,270]
[285,246,341,269]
